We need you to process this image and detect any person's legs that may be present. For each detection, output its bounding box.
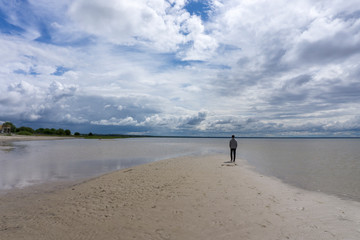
[230,149,236,162]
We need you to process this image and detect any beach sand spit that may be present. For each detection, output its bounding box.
[1,155,360,240]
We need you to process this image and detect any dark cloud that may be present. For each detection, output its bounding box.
[283,75,312,89]
[53,94,162,124]
[268,75,312,105]
[48,81,77,102]
[315,81,360,105]
[296,34,360,64]
[261,47,288,74]
[183,112,207,126]
[335,10,360,21]
[270,91,308,105]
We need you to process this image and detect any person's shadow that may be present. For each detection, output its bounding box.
[222,161,237,166]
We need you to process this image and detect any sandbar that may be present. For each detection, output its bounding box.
[1,154,360,239]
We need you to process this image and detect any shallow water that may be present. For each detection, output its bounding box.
[1,137,360,201]
[0,138,226,190]
[238,138,360,201]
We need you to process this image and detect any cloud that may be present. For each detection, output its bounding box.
[63,114,88,124]
[181,111,207,127]
[67,0,218,60]
[91,117,138,126]
[48,81,77,102]
[284,17,360,65]
[179,14,218,60]
[68,0,186,51]
[268,74,312,105]
[89,110,209,134]
[0,80,77,122]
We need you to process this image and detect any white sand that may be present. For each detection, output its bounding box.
[0,135,70,142]
[1,154,360,240]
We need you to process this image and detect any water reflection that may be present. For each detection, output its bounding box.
[0,141,16,152]
[0,138,227,190]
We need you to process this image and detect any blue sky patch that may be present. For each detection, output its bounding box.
[35,22,52,43]
[13,69,27,75]
[184,0,213,21]
[0,9,24,35]
[52,66,70,76]
[13,67,40,76]
[29,67,40,76]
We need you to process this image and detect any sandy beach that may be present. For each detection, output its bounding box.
[1,154,360,240]
[0,135,71,142]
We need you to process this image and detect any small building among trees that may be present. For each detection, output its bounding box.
[0,123,12,134]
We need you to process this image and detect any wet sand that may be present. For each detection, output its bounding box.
[1,154,360,240]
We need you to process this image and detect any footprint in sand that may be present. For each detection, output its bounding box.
[155,229,171,240]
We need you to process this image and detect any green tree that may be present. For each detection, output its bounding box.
[65,129,71,136]
[74,132,80,136]
[16,126,35,134]
[35,128,45,134]
[56,128,65,135]
[43,128,52,135]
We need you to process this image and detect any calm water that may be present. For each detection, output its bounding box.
[1,138,360,201]
[238,138,360,201]
[0,138,226,191]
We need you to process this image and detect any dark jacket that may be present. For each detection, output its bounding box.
[229,139,237,149]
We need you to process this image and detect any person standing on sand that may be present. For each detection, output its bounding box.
[229,135,238,162]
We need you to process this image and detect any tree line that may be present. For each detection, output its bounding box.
[2,122,72,136]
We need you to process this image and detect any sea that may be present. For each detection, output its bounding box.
[0,137,360,201]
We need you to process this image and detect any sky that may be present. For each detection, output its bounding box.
[0,0,360,137]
